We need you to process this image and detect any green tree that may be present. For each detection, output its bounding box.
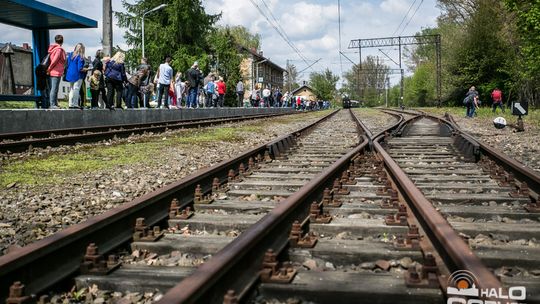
[116,0,220,72]
[309,69,339,101]
[284,63,299,93]
[227,25,261,50]
[343,56,389,106]
[209,27,244,106]
[504,0,540,106]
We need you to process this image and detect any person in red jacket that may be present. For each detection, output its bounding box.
[216,76,227,107]
[47,35,66,109]
[491,88,504,113]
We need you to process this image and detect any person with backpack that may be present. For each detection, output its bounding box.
[204,75,215,107]
[35,57,49,108]
[65,43,87,109]
[46,35,66,109]
[491,88,504,113]
[464,86,478,118]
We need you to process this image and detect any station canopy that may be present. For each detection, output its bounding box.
[0,0,97,99]
[0,0,97,30]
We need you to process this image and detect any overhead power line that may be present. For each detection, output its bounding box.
[249,0,312,69]
[392,0,417,36]
[399,0,424,35]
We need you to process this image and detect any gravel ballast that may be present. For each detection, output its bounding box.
[0,111,331,255]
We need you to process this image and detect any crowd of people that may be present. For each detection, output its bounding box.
[35,35,328,111]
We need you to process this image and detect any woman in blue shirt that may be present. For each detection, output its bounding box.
[65,43,87,109]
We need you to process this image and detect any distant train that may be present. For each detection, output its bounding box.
[342,98,360,109]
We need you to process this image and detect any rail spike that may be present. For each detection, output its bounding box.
[194,184,214,204]
[260,249,297,284]
[404,252,440,289]
[223,290,238,304]
[289,220,318,248]
[6,281,30,304]
[133,217,164,242]
[80,243,121,275]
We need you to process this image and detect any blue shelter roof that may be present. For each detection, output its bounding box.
[0,0,97,30]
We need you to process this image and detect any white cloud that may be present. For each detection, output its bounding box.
[0,0,441,84]
[380,0,412,14]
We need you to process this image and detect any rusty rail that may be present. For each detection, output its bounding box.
[349,109,503,291]
[0,110,339,301]
[443,113,540,193]
[157,111,369,303]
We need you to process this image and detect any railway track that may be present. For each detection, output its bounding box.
[2,108,539,303]
[0,111,294,153]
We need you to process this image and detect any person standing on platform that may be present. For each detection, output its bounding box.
[104,51,128,109]
[174,72,186,108]
[217,76,226,107]
[91,50,107,108]
[47,35,66,109]
[186,62,201,108]
[138,57,152,108]
[155,56,174,109]
[65,43,87,109]
[205,75,216,107]
[90,70,101,109]
[262,86,271,107]
[236,79,244,107]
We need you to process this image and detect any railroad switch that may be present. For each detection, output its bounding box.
[321,188,342,207]
[525,197,540,213]
[289,220,318,248]
[6,282,30,304]
[510,181,530,198]
[132,218,164,242]
[223,290,238,304]
[194,184,214,204]
[405,253,440,289]
[310,202,332,223]
[260,249,296,284]
[385,205,408,226]
[80,243,121,274]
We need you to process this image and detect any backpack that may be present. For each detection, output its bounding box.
[40,54,51,68]
[463,95,472,105]
[206,81,215,94]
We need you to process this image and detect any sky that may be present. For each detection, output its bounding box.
[0,0,441,85]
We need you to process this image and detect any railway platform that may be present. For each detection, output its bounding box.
[0,108,294,134]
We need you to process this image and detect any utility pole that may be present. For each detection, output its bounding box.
[102,0,113,56]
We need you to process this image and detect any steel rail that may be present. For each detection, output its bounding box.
[157,111,369,304]
[0,112,296,153]
[443,113,540,193]
[365,115,503,291]
[0,110,339,302]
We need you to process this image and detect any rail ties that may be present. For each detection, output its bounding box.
[386,117,540,302]
[72,111,361,297]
